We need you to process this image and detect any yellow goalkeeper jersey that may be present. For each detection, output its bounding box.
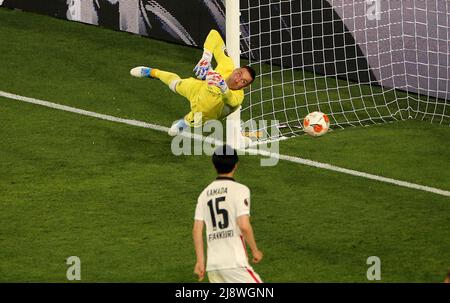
[179,30,244,126]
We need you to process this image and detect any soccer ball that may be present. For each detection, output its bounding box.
[303,111,330,137]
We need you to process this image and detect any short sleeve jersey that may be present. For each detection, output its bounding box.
[195,177,251,271]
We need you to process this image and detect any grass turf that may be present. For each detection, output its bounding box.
[0,8,449,282]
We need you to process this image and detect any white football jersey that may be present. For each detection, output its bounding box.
[195,177,251,271]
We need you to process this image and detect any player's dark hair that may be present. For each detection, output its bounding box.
[212,145,239,174]
[242,65,256,84]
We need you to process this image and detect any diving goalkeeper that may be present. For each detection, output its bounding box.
[130,30,256,136]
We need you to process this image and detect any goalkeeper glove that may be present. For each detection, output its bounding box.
[193,50,212,80]
[206,70,229,94]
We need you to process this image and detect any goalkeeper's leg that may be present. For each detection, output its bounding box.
[130,66,181,93]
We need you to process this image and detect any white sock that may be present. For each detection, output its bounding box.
[168,119,189,136]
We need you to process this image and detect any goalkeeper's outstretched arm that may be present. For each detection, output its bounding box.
[203,30,234,69]
[194,30,234,80]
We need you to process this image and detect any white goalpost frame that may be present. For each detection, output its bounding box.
[225,0,245,149]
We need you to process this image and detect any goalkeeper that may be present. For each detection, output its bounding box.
[130,30,256,136]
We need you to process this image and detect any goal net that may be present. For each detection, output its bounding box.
[237,0,450,141]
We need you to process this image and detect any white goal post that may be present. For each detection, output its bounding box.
[225,0,245,149]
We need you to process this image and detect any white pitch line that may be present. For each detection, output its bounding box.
[250,149,450,197]
[1,90,449,198]
[0,90,170,133]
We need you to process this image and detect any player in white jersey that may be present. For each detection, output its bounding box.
[193,145,263,283]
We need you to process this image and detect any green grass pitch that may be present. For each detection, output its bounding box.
[0,8,449,282]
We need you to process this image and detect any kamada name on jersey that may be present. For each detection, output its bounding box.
[207,187,228,196]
